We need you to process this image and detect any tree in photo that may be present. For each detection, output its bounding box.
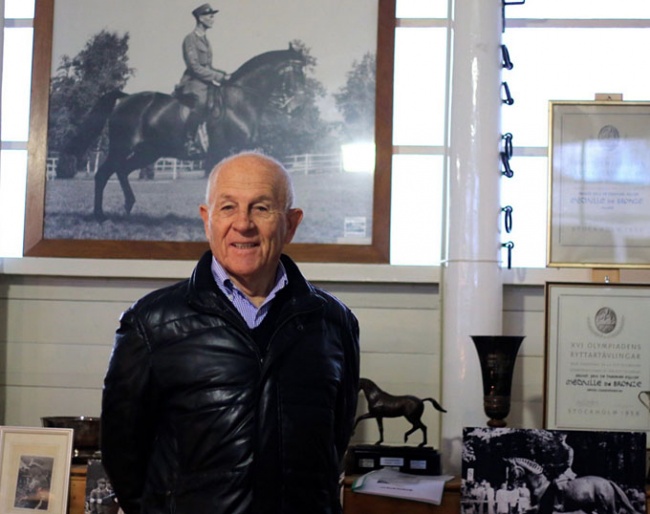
[48,30,134,178]
[334,51,376,143]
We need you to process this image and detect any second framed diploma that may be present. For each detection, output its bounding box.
[548,101,650,268]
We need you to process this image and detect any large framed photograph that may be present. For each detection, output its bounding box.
[461,427,646,514]
[25,0,395,262]
[0,426,73,514]
[544,282,650,436]
[548,100,650,268]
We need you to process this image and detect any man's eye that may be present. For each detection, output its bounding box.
[219,205,236,215]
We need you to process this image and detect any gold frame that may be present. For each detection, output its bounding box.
[0,426,73,514]
[24,0,395,262]
[547,100,650,268]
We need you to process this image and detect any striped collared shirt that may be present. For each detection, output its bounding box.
[210,256,288,329]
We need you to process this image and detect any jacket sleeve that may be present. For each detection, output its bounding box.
[101,308,157,514]
[335,308,360,466]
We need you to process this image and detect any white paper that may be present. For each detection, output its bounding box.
[351,468,454,505]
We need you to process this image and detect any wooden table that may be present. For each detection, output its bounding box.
[69,464,87,514]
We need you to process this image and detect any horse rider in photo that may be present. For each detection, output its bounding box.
[175,3,230,157]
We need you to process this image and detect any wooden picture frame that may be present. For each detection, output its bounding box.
[547,100,650,268]
[0,426,73,514]
[544,282,650,437]
[25,0,395,262]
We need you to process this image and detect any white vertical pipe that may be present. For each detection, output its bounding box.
[440,0,504,475]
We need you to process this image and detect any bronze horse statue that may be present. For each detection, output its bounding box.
[64,45,306,221]
[353,377,446,447]
[505,457,642,514]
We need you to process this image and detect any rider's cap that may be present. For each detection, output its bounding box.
[192,3,219,17]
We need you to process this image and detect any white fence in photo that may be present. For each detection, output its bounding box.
[46,155,203,180]
[46,153,344,180]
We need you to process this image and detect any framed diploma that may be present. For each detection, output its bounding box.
[544,282,650,439]
[548,101,650,268]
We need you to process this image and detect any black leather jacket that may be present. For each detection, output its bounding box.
[101,252,360,514]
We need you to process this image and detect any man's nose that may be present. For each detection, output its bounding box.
[233,207,254,227]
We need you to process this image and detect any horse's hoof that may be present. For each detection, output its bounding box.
[94,212,107,223]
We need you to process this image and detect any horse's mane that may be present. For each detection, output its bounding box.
[507,457,545,475]
[229,46,303,82]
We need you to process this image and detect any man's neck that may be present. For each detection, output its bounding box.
[210,257,286,309]
[231,277,274,308]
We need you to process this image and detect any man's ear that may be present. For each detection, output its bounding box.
[284,208,304,244]
[199,204,211,239]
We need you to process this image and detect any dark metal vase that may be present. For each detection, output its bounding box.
[471,335,524,428]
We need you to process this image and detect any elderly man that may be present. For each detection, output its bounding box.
[101,151,360,514]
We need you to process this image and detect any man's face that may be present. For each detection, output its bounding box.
[200,156,303,291]
[199,13,215,28]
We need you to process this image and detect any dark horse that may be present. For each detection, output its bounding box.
[64,44,306,221]
[505,457,642,514]
[353,377,446,447]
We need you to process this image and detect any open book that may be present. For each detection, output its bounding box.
[351,468,454,504]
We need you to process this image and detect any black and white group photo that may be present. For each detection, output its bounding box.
[461,427,647,514]
[41,0,379,245]
[85,459,122,514]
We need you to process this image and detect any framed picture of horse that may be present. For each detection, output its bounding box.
[0,426,74,514]
[461,427,646,514]
[24,0,395,262]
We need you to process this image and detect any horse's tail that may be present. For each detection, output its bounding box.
[63,89,127,157]
[610,480,641,514]
[423,398,447,413]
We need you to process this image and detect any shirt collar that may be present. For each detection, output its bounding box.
[210,255,288,306]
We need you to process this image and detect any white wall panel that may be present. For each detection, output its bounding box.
[0,341,111,387]
[2,385,102,427]
[355,307,438,354]
[2,299,128,344]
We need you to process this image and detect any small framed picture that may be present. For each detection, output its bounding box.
[85,459,123,514]
[0,426,73,514]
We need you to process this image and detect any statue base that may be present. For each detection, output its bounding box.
[345,444,441,476]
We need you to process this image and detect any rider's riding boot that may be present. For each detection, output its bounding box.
[184,110,205,158]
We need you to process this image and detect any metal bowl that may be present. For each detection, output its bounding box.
[41,416,101,455]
